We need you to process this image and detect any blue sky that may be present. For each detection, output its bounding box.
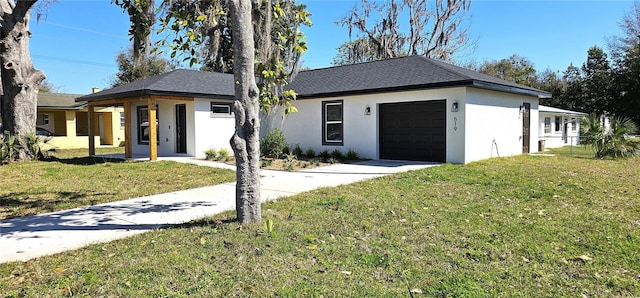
[29,0,634,94]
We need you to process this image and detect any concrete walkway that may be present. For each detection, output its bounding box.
[0,159,438,263]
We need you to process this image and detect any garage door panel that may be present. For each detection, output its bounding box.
[380,100,446,162]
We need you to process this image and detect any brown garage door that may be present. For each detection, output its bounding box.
[379,100,446,162]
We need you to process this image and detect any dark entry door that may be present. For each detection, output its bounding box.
[522,103,530,153]
[379,100,446,162]
[175,104,187,154]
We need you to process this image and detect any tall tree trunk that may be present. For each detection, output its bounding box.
[0,1,46,160]
[132,0,154,65]
[229,0,261,223]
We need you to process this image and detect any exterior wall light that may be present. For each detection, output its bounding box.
[451,101,459,112]
[365,105,371,115]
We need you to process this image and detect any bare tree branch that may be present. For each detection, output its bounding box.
[337,0,475,64]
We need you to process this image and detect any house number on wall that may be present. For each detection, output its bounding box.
[454,117,458,131]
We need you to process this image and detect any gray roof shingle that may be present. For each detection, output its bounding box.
[288,55,550,98]
[78,56,550,103]
[78,69,235,102]
[38,93,86,109]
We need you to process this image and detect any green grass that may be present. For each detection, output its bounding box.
[545,144,596,159]
[1,152,639,296]
[0,148,236,220]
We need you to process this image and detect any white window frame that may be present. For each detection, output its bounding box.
[322,100,343,145]
[544,117,551,134]
[554,116,561,132]
[37,114,50,126]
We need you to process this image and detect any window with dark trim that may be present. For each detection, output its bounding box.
[137,106,159,144]
[211,102,232,116]
[554,116,561,132]
[322,100,343,145]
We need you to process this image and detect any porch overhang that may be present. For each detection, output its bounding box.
[85,95,194,161]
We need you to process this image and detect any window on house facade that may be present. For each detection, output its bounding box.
[120,112,125,129]
[571,118,577,131]
[137,106,159,144]
[211,102,232,116]
[322,100,343,145]
[554,116,561,132]
[36,114,49,126]
[544,117,551,134]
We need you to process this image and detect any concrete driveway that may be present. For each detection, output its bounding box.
[0,159,438,263]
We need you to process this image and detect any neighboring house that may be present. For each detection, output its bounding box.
[37,93,124,149]
[538,105,587,150]
[78,56,550,164]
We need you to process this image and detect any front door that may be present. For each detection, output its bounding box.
[522,103,530,153]
[175,104,187,154]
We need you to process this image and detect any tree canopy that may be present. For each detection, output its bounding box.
[111,50,176,87]
[156,0,311,114]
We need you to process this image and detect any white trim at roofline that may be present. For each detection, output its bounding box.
[539,105,587,116]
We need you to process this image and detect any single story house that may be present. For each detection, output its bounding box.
[538,105,587,150]
[37,93,124,149]
[76,71,236,159]
[78,56,551,164]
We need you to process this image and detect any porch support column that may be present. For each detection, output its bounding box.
[124,101,133,158]
[88,105,96,156]
[148,97,157,161]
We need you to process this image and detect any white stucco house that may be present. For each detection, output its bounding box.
[78,56,551,164]
[538,105,587,150]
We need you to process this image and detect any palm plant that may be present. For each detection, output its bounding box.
[0,131,21,164]
[580,113,638,158]
[0,131,53,164]
[22,132,52,160]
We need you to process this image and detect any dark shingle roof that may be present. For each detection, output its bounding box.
[289,55,550,98]
[38,93,86,109]
[78,56,549,103]
[78,69,235,102]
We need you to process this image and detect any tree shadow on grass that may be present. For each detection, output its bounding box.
[167,217,238,230]
[1,190,116,220]
[43,156,128,166]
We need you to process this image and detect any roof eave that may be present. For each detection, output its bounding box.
[37,105,87,110]
[77,89,235,102]
[471,81,551,98]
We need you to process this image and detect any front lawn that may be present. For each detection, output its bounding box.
[1,152,638,296]
[0,148,236,220]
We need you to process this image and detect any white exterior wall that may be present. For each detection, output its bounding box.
[132,101,189,156]
[193,98,235,159]
[538,113,582,149]
[278,88,467,163]
[463,88,539,163]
